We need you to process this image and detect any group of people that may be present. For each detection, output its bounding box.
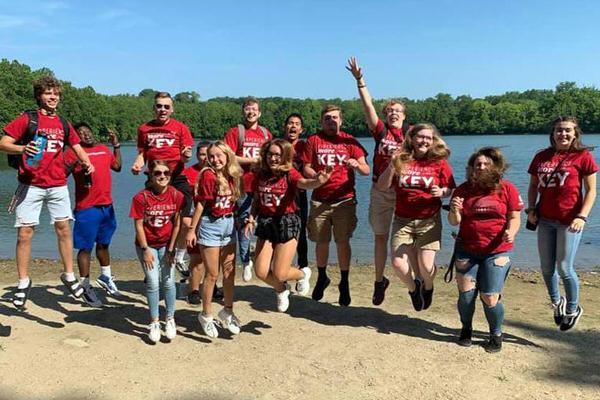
[0,59,597,352]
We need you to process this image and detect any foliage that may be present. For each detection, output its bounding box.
[1,59,599,141]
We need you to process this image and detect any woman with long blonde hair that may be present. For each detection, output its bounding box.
[186,140,243,338]
[377,123,455,312]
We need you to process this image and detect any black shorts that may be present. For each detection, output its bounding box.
[255,213,301,244]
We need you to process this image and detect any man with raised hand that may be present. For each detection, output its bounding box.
[0,75,95,309]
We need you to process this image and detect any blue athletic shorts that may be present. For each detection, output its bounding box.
[73,205,117,250]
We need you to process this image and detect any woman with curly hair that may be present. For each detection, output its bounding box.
[378,123,455,312]
[186,141,243,338]
[448,147,522,353]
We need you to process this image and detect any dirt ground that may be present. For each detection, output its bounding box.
[0,259,599,400]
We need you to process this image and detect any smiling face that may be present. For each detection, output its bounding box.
[197,145,208,165]
[411,128,434,157]
[76,125,95,146]
[384,103,405,129]
[150,165,171,189]
[38,88,60,113]
[154,97,174,124]
[266,143,283,170]
[208,146,228,171]
[285,116,303,142]
[243,102,261,125]
[553,121,577,150]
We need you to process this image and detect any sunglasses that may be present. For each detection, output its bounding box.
[155,104,171,110]
[152,170,171,177]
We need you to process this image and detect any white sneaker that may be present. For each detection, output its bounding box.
[148,321,161,343]
[276,283,291,312]
[296,267,312,296]
[242,260,253,282]
[165,317,177,340]
[218,308,241,335]
[198,313,219,338]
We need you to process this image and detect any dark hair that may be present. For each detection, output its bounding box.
[285,113,304,126]
[149,160,170,172]
[33,76,62,104]
[466,147,508,190]
[154,91,172,101]
[549,116,586,151]
[196,140,211,150]
[73,122,92,131]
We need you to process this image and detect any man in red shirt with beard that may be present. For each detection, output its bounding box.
[302,105,370,306]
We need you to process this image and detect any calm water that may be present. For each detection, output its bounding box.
[1,134,599,270]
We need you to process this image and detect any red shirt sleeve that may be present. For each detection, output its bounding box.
[137,126,146,152]
[439,160,456,189]
[505,181,524,212]
[527,151,542,175]
[224,127,238,154]
[181,123,194,148]
[289,167,303,187]
[196,170,217,202]
[581,150,599,175]
[3,113,29,141]
[301,136,314,165]
[371,119,386,141]
[129,192,145,219]
[63,148,78,171]
[349,140,368,160]
[67,123,81,146]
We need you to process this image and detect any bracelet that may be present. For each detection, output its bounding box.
[357,84,366,88]
[113,144,121,148]
[575,214,588,222]
[356,75,363,81]
[524,207,536,214]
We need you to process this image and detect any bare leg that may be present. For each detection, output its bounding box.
[54,219,74,274]
[16,226,34,280]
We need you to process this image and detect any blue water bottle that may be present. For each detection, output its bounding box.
[26,132,47,167]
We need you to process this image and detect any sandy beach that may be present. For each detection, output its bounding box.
[0,259,599,400]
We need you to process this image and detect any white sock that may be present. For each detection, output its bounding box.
[100,266,112,277]
[64,272,76,281]
[175,248,186,263]
[17,277,31,289]
[79,276,89,285]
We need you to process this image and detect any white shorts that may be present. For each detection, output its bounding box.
[14,184,73,227]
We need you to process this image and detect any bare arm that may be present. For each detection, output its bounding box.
[570,173,597,233]
[526,174,539,225]
[447,196,463,226]
[186,200,205,248]
[71,144,95,173]
[375,160,395,191]
[131,150,145,175]
[0,134,38,156]
[108,129,122,172]
[346,156,370,176]
[303,162,318,179]
[346,57,378,132]
[298,166,333,190]
[502,210,521,243]
[134,218,154,270]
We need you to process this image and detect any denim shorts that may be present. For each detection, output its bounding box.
[73,205,117,250]
[14,184,73,227]
[455,250,512,295]
[197,214,236,247]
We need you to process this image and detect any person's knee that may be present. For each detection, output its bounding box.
[272,268,288,283]
[480,293,500,307]
[17,227,34,244]
[54,220,71,237]
[458,288,477,303]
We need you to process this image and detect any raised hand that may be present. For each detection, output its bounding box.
[107,129,120,146]
[346,56,363,80]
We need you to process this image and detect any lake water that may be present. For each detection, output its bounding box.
[1,134,599,270]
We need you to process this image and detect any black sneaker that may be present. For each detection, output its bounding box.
[187,290,201,306]
[312,276,331,301]
[422,286,434,310]
[338,280,351,307]
[212,285,224,301]
[560,305,583,332]
[409,279,423,311]
[483,334,503,353]
[372,276,390,306]
[552,296,567,326]
[457,326,472,347]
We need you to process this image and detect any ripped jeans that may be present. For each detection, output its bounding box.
[455,251,512,336]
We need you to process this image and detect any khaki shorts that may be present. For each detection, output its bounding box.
[308,198,357,243]
[368,185,396,236]
[391,213,442,253]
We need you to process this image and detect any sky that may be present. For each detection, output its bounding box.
[1,0,600,101]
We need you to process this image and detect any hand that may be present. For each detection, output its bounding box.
[131,159,144,175]
[163,250,175,266]
[430,185,444,197]
[346,57,363,80]
[107,129,120,147]
[250,158,261,171]
[569,217,586,233]
[186,230,197,248]
[181,146,192,160]
[243,219,255,239]
[526,210,538,226]
[450,196,464,213]
[345,158,359,169]
[502,229,516,243]
[317,166,333,184]
[24,141,40,157]
[82,161,95,174]
[142,248,155,270]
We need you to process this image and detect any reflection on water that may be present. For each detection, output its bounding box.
[0,135,599,269]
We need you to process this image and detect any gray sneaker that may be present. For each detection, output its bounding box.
[82,282,103,308]
[96,274,121,297]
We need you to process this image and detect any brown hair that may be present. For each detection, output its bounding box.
[381,99,406,116]
[259,139,293,175]
[242,97,260,110]
[202,140,243,201]
[320,104,343,119]
[549,116,587,151]
[466,147,508,191]
[33,76,62,104]
[392,123,450,175]
[149,160,170,171]
[154,91,173,101]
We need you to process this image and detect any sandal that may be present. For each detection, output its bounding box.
[13,278,32,310]
[60,274,84,298]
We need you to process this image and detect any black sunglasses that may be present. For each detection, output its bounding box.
[152,170,171,177]
[155,104,171,110]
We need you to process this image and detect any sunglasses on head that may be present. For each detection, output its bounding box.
[155,104,171,110]
[152,170,171,177]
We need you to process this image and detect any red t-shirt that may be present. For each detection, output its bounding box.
[224,125,273,192]
[129,186,184,248]
[290,139,307,172]
[64,144,116,210]
[137,118,194,175]
[393,158,456,219]
[251,168,303,216]
[372,119,405,182]
[528,148,598,225]
[452,180,523,254]
[182,162,204,194]
[3,111,81,188]
[195,169,236,217]
[301,131,367,202]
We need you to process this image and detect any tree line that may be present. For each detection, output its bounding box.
[2,59,600,142]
